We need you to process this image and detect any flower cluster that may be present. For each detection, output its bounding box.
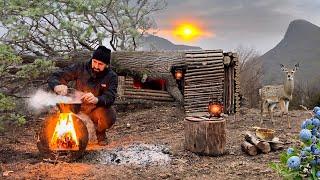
[271,106,320,179]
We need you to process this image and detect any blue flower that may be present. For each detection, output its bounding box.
[301,121,307,129]
[300,150,307,157]
[287,156,300,169]
[313,106,320,114]
[314,149,320,155]
[311,160,317,166]
[312,128,318,136]
[315,111,320,119]
[317,171,320,177]
[304,119,313,129]
[311,145,317,152]
[287,148,294,155]
[300,129,312,141]
[303,146,311,152]
[312,118,320,127]
[312,136,318,144]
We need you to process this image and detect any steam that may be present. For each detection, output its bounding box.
[28,89,83,111]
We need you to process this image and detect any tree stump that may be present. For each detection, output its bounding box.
[184,116,226,156]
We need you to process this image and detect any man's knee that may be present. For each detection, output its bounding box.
[89,107,116,131]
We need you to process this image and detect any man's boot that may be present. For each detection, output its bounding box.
[96,130,107,146]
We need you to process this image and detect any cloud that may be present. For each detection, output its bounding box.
[152,0,320,52]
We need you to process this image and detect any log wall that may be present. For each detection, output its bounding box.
[113,50,240,114]
[184,50,225,114]
[117,76,174,102]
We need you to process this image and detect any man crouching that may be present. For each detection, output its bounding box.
[48,46,118,146]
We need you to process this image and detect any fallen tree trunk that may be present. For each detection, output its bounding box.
[20,51,185,103]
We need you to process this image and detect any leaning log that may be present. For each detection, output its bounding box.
[244,132,271,153]
[241,141,258,156]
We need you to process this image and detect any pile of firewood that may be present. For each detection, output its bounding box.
[241,131,284,156]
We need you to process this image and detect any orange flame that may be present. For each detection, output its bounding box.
[50,113,79,150]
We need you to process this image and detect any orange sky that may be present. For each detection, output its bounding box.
[149,19,215,44]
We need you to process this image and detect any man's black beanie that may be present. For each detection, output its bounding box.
[92,46,111,64]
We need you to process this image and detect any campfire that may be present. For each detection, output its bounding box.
[37,102,89,161]
[50,113,79,150]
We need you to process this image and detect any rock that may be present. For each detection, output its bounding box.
[126,123,131,128]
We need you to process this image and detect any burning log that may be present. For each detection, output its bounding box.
[184,116,226,156]
[37,112,89,161]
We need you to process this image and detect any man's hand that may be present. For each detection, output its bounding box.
[81,92,98,104]
[54,85,68,95]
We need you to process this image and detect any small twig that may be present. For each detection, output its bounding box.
[299,105,314,117]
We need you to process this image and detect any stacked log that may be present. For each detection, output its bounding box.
[119,76,174,102]
[184,50,224,114]
[233,53,241,114]
[223,52,240,114]
[112,51,185,103]
[241,132,283,156]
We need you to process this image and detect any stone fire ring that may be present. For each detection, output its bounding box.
[37,113,89,161]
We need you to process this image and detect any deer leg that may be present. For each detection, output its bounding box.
[278,100,285,126]
[285,100,290,129]
[260,100,265,125]
[268,103,277,125]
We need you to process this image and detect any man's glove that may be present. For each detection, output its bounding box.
[54,85,68,95]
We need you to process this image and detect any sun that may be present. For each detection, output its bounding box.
[174,23,201,41]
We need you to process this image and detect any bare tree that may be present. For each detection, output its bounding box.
[292,79,320,109]
[0,0,167,56]
[236,46,263,108]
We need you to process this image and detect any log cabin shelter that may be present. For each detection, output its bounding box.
[113,50,240,115]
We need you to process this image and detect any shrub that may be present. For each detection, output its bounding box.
[270,106,320,179]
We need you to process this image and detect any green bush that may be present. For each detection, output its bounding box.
[0,44,56,130]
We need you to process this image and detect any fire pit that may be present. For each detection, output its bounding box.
[37,103,89,161]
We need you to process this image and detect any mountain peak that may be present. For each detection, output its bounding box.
[260,19,320,84]
[284,19,320,39]
[139,34,202,51]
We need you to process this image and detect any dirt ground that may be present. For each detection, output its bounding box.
[0,103,310,180]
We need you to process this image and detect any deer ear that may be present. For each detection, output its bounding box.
[294,63,299,71]
[280,64,287,71]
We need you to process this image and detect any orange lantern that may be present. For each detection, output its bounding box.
[208,102,223,117]
[175,70,183,80]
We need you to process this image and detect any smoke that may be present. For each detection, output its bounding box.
[28,89,83,111]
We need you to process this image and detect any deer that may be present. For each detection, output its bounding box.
[259,63,299,128]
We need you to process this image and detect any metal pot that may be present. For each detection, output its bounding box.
[56,103,81,114]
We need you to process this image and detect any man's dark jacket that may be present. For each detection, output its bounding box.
[48,60,118,107]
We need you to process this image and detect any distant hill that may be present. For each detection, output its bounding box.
[139,34,202,51]
[260,19,320,84]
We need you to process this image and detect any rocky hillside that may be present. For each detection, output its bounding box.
[260,19,320,84]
